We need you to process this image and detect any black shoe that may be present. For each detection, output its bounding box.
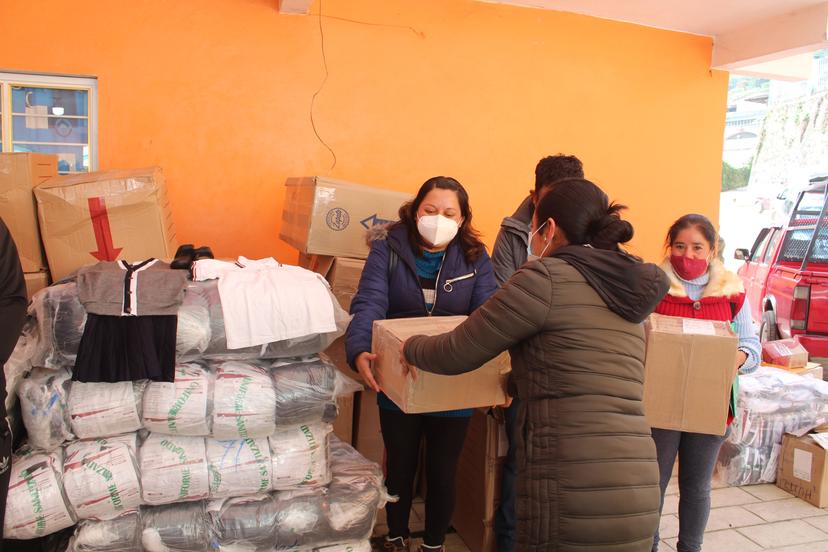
[171,244,195,270]
[192,246,214,261]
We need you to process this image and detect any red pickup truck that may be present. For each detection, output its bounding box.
[735,175,828,360]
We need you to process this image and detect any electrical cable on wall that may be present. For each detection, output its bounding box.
[309,1,425,174]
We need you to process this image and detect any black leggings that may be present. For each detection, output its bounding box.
[379,408,471,547]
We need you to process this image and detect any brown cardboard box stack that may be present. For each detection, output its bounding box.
[776,432,828,507]
[0,153,57,296]
[453,409,508,552]
[34,167,177,281]
[280,176,412,259]
[643,313,739,436]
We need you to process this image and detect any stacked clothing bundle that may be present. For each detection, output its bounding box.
[715,366,828,485]
[5,258,381,549]
[60,437,385,551]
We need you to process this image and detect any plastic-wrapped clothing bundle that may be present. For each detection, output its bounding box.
[213,489,326,551]
[175,302,211,358]
[316,541,372,552]
[5,333,35,412]
[180,280,350,361]
[69,381,146,440]
[207,437,272,498]
[716,366,828,485]
[140,433,210,506]
[63,439,143,520]
[68,512,141,551]
[269,423,332,490]
[143,363,213,436]
[4,449,77,539]
[212,362,277,440]
[30,283,87,370]
[141,501,215,552]
[272,358,338,426]
[19,367,73,451]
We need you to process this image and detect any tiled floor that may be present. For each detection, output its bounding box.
[371,478,828,551]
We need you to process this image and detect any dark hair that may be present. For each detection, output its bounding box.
[535,154,584,193]
[535,178,633,251]
[665,214,718,254]
[396,176,485,263]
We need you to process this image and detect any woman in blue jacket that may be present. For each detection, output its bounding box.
[346,176,498,552]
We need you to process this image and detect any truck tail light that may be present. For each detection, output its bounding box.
[791,285,810,331]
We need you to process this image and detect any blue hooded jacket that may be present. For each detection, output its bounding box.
[345,223,498,413]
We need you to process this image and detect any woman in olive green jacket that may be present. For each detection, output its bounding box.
[401,179,670,551]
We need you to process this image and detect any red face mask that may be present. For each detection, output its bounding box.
[670,255,709,280]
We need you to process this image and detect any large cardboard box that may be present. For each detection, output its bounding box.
[776,433,828,507]
[280,176,411,259]
[643,314,738,436]
[332,394,355,445]
[454,409,508,552]
[34,167,177,281]
[0,153,57,272]
[24,271,50,300]
[372,316,511,414]
[353,389,384,465]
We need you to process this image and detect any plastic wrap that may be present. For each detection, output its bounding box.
[176,302,212,357]
[19,367,73,451]
[269,423,332,491]
[141,501,215,552]
[5,333,35,412]
[69,512,142,551]
[316,541,372,552]
[143,363,212,436]
[272,358,338,426]
[69,381,146,439]
[63,439,142,520]
[716,366,828,485]
[30,283,86,370]
[4,449,77,539]
[207,437,272,498]
[181,280,350,361]
[212,362,277,440]
[139,433,210,505]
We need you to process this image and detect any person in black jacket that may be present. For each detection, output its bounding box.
[0,216,27,546]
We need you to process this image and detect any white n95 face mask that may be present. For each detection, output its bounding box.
[417,215,460,247]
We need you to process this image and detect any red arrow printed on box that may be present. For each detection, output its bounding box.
[88,197,123,261]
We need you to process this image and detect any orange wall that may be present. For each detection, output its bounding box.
[0,0,728,263]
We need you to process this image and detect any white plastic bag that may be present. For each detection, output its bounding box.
[140,433,209,505]
[63,439,142,520]
[206,437,272,498]
[69,381,146,440]
[69,512,141,551]
[143,363,212,436]
[19,367,73,451]
[212,362,276,440]
[4,449,77,539]
[5,333,35,412]
[269,423,332,490]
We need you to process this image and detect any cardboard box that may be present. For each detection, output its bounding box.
[771,361,824,381]
[454,409,508,552]
[34,167,177,281]
[280,176,411,259]
[24,271,50,300]
[332,394,355,445]
[0,153,57,272]
[762,338,809,369]
[353,389,384,465]
[776,433,828,507]
[372,316,511,414]
[643,314,738,436]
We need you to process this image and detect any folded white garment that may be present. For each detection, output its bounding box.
[219,265,336,350]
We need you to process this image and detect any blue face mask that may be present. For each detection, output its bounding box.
[527,221,550,262]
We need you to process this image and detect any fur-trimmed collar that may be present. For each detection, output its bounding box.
[659,257,744,298]
[364,222,394,245]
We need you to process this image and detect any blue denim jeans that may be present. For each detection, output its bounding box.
[651,428,726,552]
[494,398,519,552]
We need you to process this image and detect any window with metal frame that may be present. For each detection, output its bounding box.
[0,71,97,173]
